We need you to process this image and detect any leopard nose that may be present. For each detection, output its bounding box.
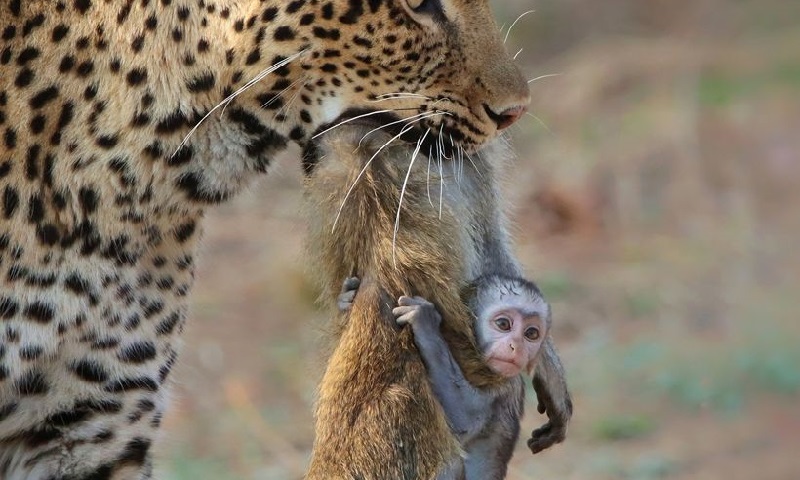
[484,104,527,130]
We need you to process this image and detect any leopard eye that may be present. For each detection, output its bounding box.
[494,317,511,332]
[406,0,426,9]
[524,327,540,341]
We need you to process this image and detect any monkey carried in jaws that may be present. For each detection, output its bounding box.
[303,125,572,480]
[339,273,557,479]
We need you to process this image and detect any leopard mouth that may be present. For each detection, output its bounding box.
[312,108,461,159]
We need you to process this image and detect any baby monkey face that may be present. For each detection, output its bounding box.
[474,280,550,378]
[481,305,547,377]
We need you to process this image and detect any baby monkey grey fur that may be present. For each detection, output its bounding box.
[339,273,552,479]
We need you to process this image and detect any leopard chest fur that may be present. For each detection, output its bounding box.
[0,2,312,478]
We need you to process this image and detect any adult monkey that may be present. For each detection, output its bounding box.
[304,125,571,479]
[1,0,554,478]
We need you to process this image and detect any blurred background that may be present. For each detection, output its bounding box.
[162,1,800,478]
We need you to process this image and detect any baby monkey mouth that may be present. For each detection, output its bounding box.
[491,356,521,367]
[488,357,523,377]
[313,108,464,159]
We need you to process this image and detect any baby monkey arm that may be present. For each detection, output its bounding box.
[393,296,491,442]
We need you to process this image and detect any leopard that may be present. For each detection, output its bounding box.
[0,0,531,478]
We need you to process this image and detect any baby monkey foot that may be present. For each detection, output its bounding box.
[337,276,361,312]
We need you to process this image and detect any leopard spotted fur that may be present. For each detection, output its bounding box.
[0,0,529,478]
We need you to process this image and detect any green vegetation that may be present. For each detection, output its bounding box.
[165,455,229,480]
[619,330,800,413]
[592,414,657,441]
[698,63,800,107]
[537,271,575,301]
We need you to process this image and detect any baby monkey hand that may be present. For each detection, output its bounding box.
[393,296,442,334]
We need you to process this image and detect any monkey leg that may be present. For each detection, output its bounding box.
[306,282,462,480]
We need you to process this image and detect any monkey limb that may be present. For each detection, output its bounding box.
[529,338,573,454]
[304,129,502,479]
[304,126,571,478]
[337,276,361,312]
[394,294,527,480]
[393,296,493,442]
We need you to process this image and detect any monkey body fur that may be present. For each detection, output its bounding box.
[304,126,518,479]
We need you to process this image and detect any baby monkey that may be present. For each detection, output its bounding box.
[339,273,553,480]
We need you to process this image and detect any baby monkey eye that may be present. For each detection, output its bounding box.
[524,327,540,341]
[494,317,511,331]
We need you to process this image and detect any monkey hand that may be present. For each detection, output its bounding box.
[392,296,442,333]
[527,375,572,454]
[337,277,361,312]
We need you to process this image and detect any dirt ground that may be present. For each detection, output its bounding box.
[159,1,800,478]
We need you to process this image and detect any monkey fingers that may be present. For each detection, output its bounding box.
[396,295,432,307]
[392,305,419,326]
[342,276,361,292]
[394,297,442,330]
[527,420,567,454]
[337,276,361,311]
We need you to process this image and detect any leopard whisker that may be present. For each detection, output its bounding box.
[426,145,434,208]
[513,47,524,60]
[219,55,307,119]
[504,10,536,44]
[375,92,432,99]
[312,109,397,139]
[436,127,445,220]
[174,49,307,157]
[331,123,418,232]
[392,128,430,268]
[437,124,453,162]
[357,110,449,147]
[528,73,562,84]
[437,124,443,162]
[438,141,445,220]
[369,93,433,102]
[497,132,514,153]
[464,148,483,180]
[447,134,459,184]
[261,77,304,109]
[454,135,465,184]
[455,137,464,185]
[525,112,554,135]
[273,77,308,120]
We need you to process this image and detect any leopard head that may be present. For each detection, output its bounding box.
[239,0,530,154]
